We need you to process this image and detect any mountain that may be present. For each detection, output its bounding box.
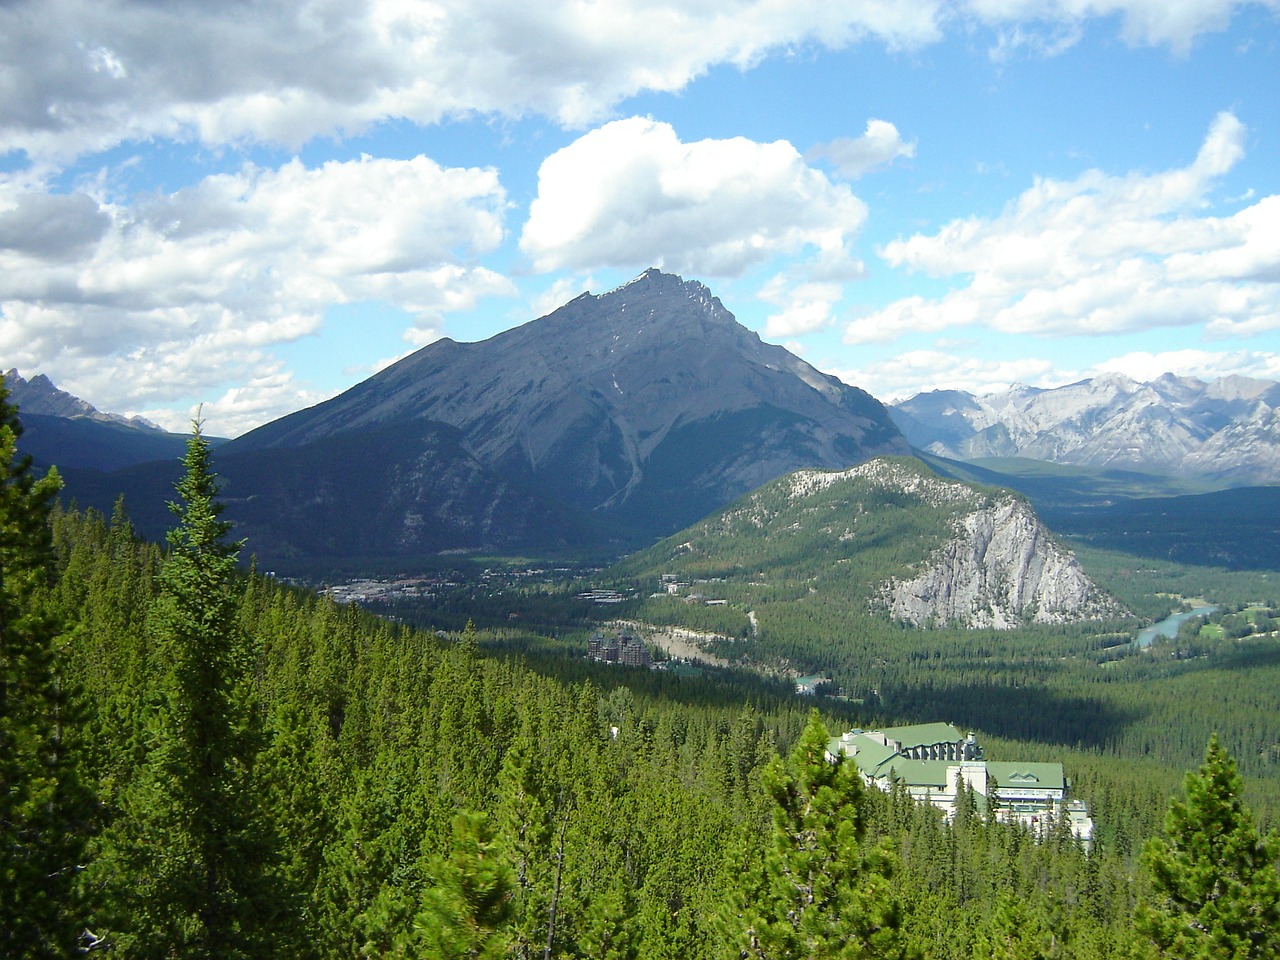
[3,368,195,470]
[618,457,1125,630]
[50,270,908,567]
[892,373,1280,486]
[221,269,906,552]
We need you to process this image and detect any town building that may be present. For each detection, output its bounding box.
[587,631,652,667]
[828,723,1094,846]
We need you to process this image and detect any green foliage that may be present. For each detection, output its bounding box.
[19,425,1280,959]
[1138,736,1280,958]
[730,711,909,959]
[401,811,515,960]
[0,378,95,958]
[96,423,283,959]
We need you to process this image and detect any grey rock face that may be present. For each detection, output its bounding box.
[892,373,1280,485]
[4,368,165,431]
[231,268,908,536]
[772,458,1123,630]
[883,493,1124,629]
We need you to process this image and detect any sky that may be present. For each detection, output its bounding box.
[1,0,1278,437]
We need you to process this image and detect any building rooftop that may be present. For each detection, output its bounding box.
[986,762,1066,792]
[876,722,965,748]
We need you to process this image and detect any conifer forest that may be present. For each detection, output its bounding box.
[4,384,1280,959]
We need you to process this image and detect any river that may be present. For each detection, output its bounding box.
[1134,603,1219,648]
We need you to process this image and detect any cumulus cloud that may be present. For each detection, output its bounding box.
[6,1,1259,162]
[846,112,1280,345]
[519,117,867,278]
[0,0,949,161]
[530,275,595,320]
[759,277,846,338]
[0,154,514,433]
[807,119,916,179]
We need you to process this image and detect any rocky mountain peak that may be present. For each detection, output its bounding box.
[226,270,907,548]
[3,368,164,430]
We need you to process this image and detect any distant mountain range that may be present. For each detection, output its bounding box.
[3,369,196,471]
[13,270,907,567]
[891,373,1280,486]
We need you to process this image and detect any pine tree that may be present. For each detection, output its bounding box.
[402,810,515,960]
[1138,734,1280,959]
[100,421,282,959]
[732,710,910,960]
[0,378,96,958]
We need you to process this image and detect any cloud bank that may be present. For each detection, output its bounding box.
[846,112,1279,346]
[0,154,512,431]
[520,117,867,278]
[3,1,1269,162]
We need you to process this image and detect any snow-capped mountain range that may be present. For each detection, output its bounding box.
[891,373,1280,486]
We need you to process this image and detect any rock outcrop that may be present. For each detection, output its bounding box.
[627,456,1125,631]
[883,494,1125,629]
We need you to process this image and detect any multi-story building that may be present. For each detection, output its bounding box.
[587,631,652,667]
[828,723,1094,846]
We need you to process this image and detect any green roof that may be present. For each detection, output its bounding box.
[876,722,964,748]
[986,762,1065,791]
[829,733,899,778]
[883,759,953,788]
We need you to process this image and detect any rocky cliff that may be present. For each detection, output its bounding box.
[882,492,1125,628]
[621,456,1124,630]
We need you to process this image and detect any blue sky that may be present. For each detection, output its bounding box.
[1,1,1277,436]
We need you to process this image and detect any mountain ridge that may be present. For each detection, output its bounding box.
[225,268,908,540]
[892,373,1280,485]
[2,368,196,471]
[619,456,1124,630]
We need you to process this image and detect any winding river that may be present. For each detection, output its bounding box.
[1134,603,1219,648]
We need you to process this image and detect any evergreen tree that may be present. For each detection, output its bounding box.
[1138,734,1280,959]
[0,379,95,958]
[402,810,515,960]
[101,422,282,959]
[732,710,910,960]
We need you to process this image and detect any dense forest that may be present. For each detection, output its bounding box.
[4,386,1280,958]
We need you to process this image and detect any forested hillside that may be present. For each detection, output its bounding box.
[5,390,1280,958]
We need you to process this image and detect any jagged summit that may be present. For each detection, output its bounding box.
[4,368,164,431]
[229,269,907,540]
[892,374,1280,485]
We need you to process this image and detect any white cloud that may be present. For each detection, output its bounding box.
[1092,348,1280,382]
[2,2,1269,162]
[847,112,1280,345]
[142,364,336,438]
[0,154,514,434]
[807,119,916,179]
[964,0,1274,55]
[830,349,1067,403]
[530,275,595,320]
[519,117,867,278]
[0,0,949,161]
[759,277,845,338]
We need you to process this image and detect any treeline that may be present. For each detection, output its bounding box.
[5,390,1280,958]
